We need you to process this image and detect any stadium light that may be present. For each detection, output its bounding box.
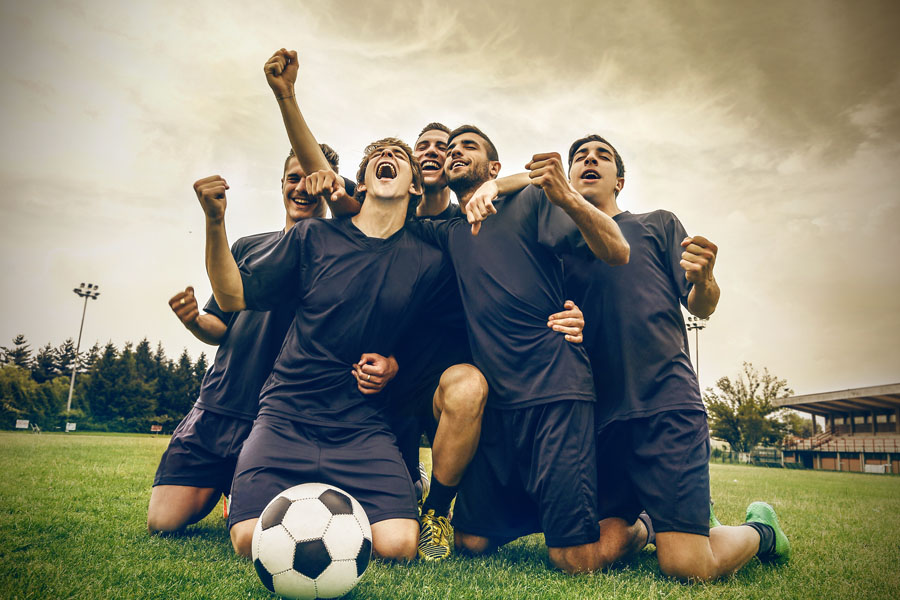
[66,283,100,413]
[686,316,708,382]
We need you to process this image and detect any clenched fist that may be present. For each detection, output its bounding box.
[193,175,229,221]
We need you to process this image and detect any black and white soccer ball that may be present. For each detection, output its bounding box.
[252,483,372,599]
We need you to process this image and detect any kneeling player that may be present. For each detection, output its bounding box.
[562,134,789,581]
[148,145,386,534]
[199,133,458,560]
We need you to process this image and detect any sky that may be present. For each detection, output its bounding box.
[1,0,898,397]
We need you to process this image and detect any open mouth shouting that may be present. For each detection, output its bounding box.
[375,160,398,181]
[580,168,601,181]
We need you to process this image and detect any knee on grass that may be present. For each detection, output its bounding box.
[454,531,496,556]
[548,543,608,574]
[147,511,189,535]
[230,522,255,558]
[656,552,718,583]
[373,531,417,561]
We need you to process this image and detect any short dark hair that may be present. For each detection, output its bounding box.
[567,134,625,178]
[447,125,499,162]
[283,143,340,175]
[355,137,423,219]
[418,122,450,138]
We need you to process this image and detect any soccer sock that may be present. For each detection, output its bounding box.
[637,511,655,547]
[421,476,457,517]
[742,522,775,557]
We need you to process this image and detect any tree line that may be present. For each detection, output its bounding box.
[2,331,812,450]
[0,334,206,433]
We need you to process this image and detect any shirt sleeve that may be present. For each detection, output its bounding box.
[202,294,235,328]
[407,218,454,252]
[533,186,593,258]
[239,225,303,311]
[662,211,693,308]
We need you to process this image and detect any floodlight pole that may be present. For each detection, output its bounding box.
[66,283,100,413]
[686,316,708,382]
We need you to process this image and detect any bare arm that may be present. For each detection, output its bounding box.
[193,176,246,312]
[527,152,630,265]
[465,172,531,234]
[682,235,720,318]
[265,49,361,216]
[168,286,228,345]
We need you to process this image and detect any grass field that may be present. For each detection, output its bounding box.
[1,432,898,599]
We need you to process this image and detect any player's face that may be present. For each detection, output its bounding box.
[282,157,324,223]
[568,140,622,202]
[414,129,449,191]
[445,133,492,187]
[362,144,418,201]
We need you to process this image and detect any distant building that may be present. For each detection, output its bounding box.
[778,383,900,474]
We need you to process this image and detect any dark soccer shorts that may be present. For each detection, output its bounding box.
[453,400,601,548]
[152,405,252,495]
[596,409,711,536]
[388,375,440,484]
[227,413,418,529]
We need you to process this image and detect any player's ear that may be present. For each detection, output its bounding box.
[356,182,366,194]
[489,161,501,179]
[408,180,422,197]
[616,177,625,194]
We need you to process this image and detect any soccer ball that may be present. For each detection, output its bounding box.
[252,483,372,599]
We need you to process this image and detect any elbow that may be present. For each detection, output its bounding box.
[603,241,630,266]
[215,293,246,313]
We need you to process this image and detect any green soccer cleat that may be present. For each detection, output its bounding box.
[745,501,790,564]
[709,499,722,529]
[418,509,452,562]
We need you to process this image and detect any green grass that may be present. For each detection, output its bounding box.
[1,432,898,599]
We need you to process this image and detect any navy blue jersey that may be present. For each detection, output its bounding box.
[194,231,295,420]
[387,201,469,416]
[240,216,453,429]
[563,210,703,428]
[410,185,595,409]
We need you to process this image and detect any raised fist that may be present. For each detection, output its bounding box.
[193,175,229,221]
[264,48,298,99]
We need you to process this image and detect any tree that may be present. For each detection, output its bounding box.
[31,343,60,384]
[81,342,102,372]
[1,335,32,369]
[703,362,793,453]
[55,338,78,378]
[782,411,818,438]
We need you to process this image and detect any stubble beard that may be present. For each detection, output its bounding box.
[447,162,492,200]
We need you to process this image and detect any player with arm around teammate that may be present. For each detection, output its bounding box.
[146,146,397,534]
[411,125,629,574]
[561,134,789,581]
[201,133,456,561]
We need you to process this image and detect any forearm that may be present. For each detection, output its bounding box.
[184,314,227,346]
[276,94,331,176]
[687,279,720,318]
[495,172,530,196]
[560,192,630,265]
[204,218,246,311]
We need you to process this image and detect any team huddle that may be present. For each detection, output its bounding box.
[147,49,790,582]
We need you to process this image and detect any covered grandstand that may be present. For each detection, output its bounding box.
[777,383,900,473]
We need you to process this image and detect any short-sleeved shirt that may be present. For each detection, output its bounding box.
[563,210,703,429]
[240,216,453,430]
[193,231,295,420]
[410,185,595,409]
